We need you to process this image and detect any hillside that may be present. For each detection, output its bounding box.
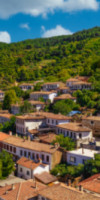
[0,26,100,90]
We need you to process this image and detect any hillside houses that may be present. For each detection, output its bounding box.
[30,91,57,103]
[0,113,13,124]
[19,83,34,91]
[56,123,92,147]
[66,77,92,91]
[16,112,71,135]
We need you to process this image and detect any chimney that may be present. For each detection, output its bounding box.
[82,148,84,154]
[9,131,12,136]
[67,179,71,186]
[12,184,15,190]
[16,133,18,137]
[54,143,59,148]
[33,178,37,189]
[79,185,83,192]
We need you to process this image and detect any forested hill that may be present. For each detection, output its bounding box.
[0,26,100,89]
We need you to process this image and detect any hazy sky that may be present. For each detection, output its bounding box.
[0,0,100,43]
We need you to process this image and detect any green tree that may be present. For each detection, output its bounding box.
[0,150,15,179]
[52,134,75,150]
[20,100,33,114]
[2,116,16,133]
[3,90,18,110]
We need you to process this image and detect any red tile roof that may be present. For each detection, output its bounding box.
[39,183,99,200]
[34,172,57,184]
[0,179,46,200]
[78,174,100,194]
[0,132,10,141]
[57,123,91,132]
[17,157,47,170]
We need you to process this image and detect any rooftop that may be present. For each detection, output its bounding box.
[0,179,46,200]
[54,94,76,100]
[17,157,47,170]
[30,91,57,95]
[34,172,57,184]
[0,113,13,119]
[0,175,25,187]
[83,116,100,121]
[68,148,98,158]
[3,136,59,154]
[38,133,57,144]
[0,132,10,141]
[28,100,45,105]
[79,174,100,195]
[16,113,45,120]
[38,183,99,200]
[57,123,91,132]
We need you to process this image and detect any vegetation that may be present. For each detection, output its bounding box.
[0,116,16,133]
[52,99,80,115]
[51,153,100,179]
[20,100,34,114]
[0,27,100,90]
[52,134,75,150]
[3,90,18,110]
[0,150,15,179]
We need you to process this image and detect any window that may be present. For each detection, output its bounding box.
[36,154,39,159]
[20,150,23,156]
[7,145,9,150]
[70,132,72,138]
[82,159,86,164]
[91,121,94,125]
[13,147,16,153]
[46,156,49,162]
[10,146,12,152]
[28,152,31,158]
[70,156,76,163]
[27,171,30,175]
[20,168,23,172]
[32,153,35,159]
[24,151,26,157]
[79,133,82,139]
[42,154,44,161]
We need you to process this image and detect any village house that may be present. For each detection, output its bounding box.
[40,112,71,128]
[66,77,92,91]
[30,91,57,103]
[16,114,46,135]
[11,103,21,115]
[38,183,99,200]
[54,94,76,102]
[56,123,92,147]
[0,90,5,102]
[0,179,46,200]
[19,83,34,91]
[42,82,62,91]
[67,148,99,166]
[16,112,71,136]
[82,116,100,137]
[58,86,71,94]
[0,113,13,124]
[78,173,100,196]
[0,132,10,152]
[28,100,45,111]
[17,157,49,179]
[2,134,63,169]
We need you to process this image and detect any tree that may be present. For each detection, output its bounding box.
[0,150,14,179]
[52,134,75,150]
[3,90,18,110]
[20,100,33,114]
[2,116,16,133]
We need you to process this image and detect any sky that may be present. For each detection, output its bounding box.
[0,0,100,43]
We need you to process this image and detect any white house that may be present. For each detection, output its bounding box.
[56,123,92,147]
[17,157,49,179]
[19,83,34,91]
[30,91,57,103]
[28,100,45,111]
[67,148,99,166]
[2,134,62,170]
[42,82,61,91]
[16,114,46,135]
